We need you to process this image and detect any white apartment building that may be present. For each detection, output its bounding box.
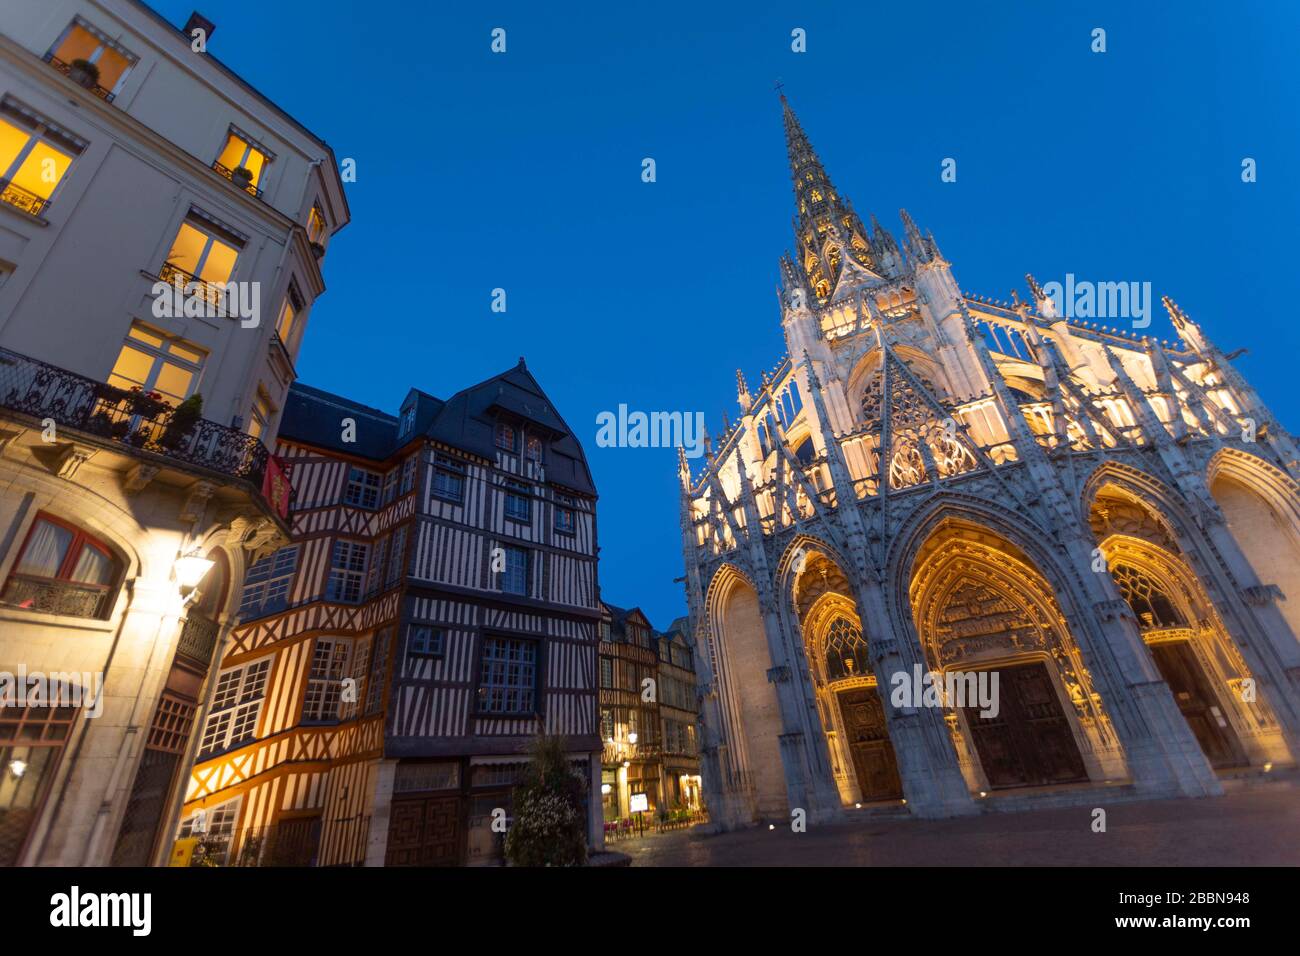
[0,0,348,865]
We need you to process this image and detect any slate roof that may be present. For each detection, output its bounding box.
[279,360,596,494]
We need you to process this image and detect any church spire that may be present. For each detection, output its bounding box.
[779,92,876,299]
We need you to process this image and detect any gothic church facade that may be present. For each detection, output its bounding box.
[679,97,1300,828]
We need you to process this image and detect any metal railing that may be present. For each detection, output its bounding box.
[176,612,220,665]
[156,262,228,308]
[0,346,279,498]
[0,180,49,218]
[211,160,263,198]
[0,573,110,618]
[42,54,117,102]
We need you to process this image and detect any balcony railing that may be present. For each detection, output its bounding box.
[157,263,227,308]
[0,573,110,618]
[42,54,117,102]
[0,346,281,501]
[0,180,49,218]
[177,612,221,665]
[211,160,263,198]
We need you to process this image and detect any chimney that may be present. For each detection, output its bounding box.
[183,11,216,41]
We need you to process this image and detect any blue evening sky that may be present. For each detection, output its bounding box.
[151,0,1300,630]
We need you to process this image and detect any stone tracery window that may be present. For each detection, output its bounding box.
[823,616,870,681]
[1110,562,1184,629]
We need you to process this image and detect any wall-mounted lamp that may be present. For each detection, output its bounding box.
[8,758,27,779]
[627,732,638,745]
[174,550,215,602]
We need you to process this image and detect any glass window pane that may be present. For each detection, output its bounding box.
[0,119,32,177]
[10,142,72,199]
[167,341,204,364]
[199,239,237,284]
[54,26,99,63]
[17,520,73,577]
[166,223,207,275]
[216,134,248,171]
[69,544,113,585]
[127,325,164,347]
[152,362,192,404]
[96,48,132,91]
[108,345,155,390]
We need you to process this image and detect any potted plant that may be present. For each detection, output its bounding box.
[68,58,100,89]
[230,166,254,190]
[126,385,168,420]
[160,394,203,450]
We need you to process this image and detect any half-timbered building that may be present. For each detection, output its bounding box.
[176,359,602,866]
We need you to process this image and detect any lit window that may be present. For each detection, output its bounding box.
[326,540,368,603]
[276,283,303,344]
[495,422,517,453]
[526,437,543,463]
[238,546,298,618]
[161,215,243,293]
[107,323,206,408]
[433,456,466,502]
[554,494,576,535]
[213,128,271,194]
[247,388,272,440]
[302,637,351,723]
[344,467,382,509]
[408,624,443,657]
[477,638,537,715]
[307,204,327,245]
[178,798,240,865]
[0,101,83,217]
[198,660,270,757]
[500,546,528,596]
[503,480,531,522]
[0,513,121,619]
[46,19,137,98]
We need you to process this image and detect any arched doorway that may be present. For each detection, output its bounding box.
[909,520,1118,792]
[789,547,903,805]
[709,569,786,818]
[1090,484,1279,768]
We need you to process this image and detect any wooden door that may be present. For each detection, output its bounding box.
[838,687,903,800]
[385,795,462,866]
[961,661,1087,789]
[1150,641,1247,769]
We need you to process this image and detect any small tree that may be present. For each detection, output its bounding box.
[504,734,588,867]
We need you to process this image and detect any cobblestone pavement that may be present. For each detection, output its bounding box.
[621,782,1300,866]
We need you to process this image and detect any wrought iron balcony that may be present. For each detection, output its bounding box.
[0,346,284,506]
[41,54,117,102]
[0,573,110,619]
[0,180,49,218]
[177,612,221,665]
[211,160,263,199]
[157,263,227,308]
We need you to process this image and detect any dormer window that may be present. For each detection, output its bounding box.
[495,423,517,453]
[398,405,416,438]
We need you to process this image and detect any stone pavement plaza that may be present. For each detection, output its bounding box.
[622,781,1300,866]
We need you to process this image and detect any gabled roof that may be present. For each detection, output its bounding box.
[421,359,595,495]
[280,360,596,494]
